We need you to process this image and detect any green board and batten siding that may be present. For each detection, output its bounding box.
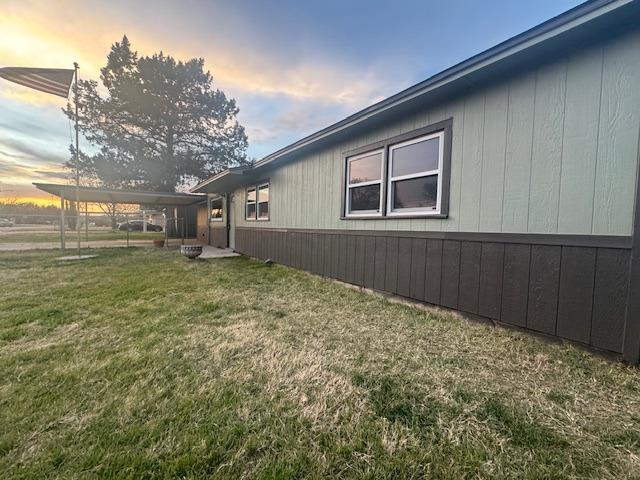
[229,28,640,361]
[234,30,640,237]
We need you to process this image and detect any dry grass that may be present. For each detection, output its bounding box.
[0,248,639,479]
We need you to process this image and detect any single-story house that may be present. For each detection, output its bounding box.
[193,0,640,363]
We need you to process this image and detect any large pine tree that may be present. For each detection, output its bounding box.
[65,36,249,191]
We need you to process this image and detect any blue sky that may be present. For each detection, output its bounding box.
[0,0,581,202]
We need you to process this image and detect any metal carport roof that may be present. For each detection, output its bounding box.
[33,183,205,206]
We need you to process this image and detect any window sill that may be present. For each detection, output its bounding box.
[341,213,448,220]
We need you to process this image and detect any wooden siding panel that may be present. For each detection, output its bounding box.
[458,241,482,314]
[410,238,427,301]
[556,246,596,344]
[334,234,343,278]
[338,235,348,280]
[354,236,365,286]
[478,242,504,319]
[374,237,387,291]
[502,73,535,232]
[425,239,443,304]
[526,245,561,334]
[363,236,376,289]
[528,62,567,233]
[591,248,630,352]
[479,85,509,232]
[346,235,357,284]
[310,233,319,274]
[323,233,333,275]
[593,33,640,235]
[397,238,412,297]
[459,93,485,232]
[385,237,399,293]
[557,46,603,234]
[501,244,531,327]
[440,240,461,308]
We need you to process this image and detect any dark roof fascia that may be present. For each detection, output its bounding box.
[191,166,250,193]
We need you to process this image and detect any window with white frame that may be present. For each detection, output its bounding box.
[246,187,257,220]
[257,183,269,220]
[345,149,384,216]
[209,197,223,221]
[246,182,270,221]
[387,131,444,215]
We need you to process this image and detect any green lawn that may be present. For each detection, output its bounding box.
[1,249,639,479]
[0,230,164,243]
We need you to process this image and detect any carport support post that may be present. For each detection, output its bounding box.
[85,202,89,242]
[59,191,65,250]
[164,212,168,248]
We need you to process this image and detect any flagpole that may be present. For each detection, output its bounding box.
[74,62,80,257]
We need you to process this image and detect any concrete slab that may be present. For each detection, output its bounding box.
[199,246,240,259]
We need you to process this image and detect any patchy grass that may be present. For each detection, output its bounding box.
[0,248,639,479]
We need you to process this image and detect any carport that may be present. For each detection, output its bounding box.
[33,183,205,251]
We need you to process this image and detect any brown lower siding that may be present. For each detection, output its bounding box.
[236,227,633,357]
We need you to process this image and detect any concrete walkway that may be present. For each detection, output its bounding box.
[199,246,240,259]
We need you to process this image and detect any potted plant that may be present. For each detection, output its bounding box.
[180,245,203,259]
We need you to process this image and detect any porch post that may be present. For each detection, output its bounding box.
[59,190,66,250]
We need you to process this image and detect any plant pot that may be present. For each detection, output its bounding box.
[153,239,165,248]
[180,245,203,259]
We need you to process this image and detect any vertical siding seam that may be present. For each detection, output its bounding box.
[497,244,505,320]
[525,244,533,328]
[587,247,598,346]
[500,82,511,233]
[457,98,467,232]
[500,245,508,321]
[477,240,484,313]
[478,93,487,231]
[526,70,539,233]
[589,46,606,235]
[555,60,570,233]
[455,241,462,308]
[588,248,600,345]
[554,246,565,336]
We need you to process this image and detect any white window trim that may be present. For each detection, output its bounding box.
[344,148,384,217]
[246,187,257,221]
[209,196,224,222]
[386,131,444,217]
[257,182,270,221]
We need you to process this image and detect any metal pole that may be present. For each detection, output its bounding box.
[74,62,81,258]
[85,202,89,243]
[126,213,129,248]
[60,191,66,250]
[164,213,168,248]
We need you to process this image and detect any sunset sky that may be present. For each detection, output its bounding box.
[1,0,580,205]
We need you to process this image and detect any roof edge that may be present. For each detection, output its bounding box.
[194,0,634,194]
